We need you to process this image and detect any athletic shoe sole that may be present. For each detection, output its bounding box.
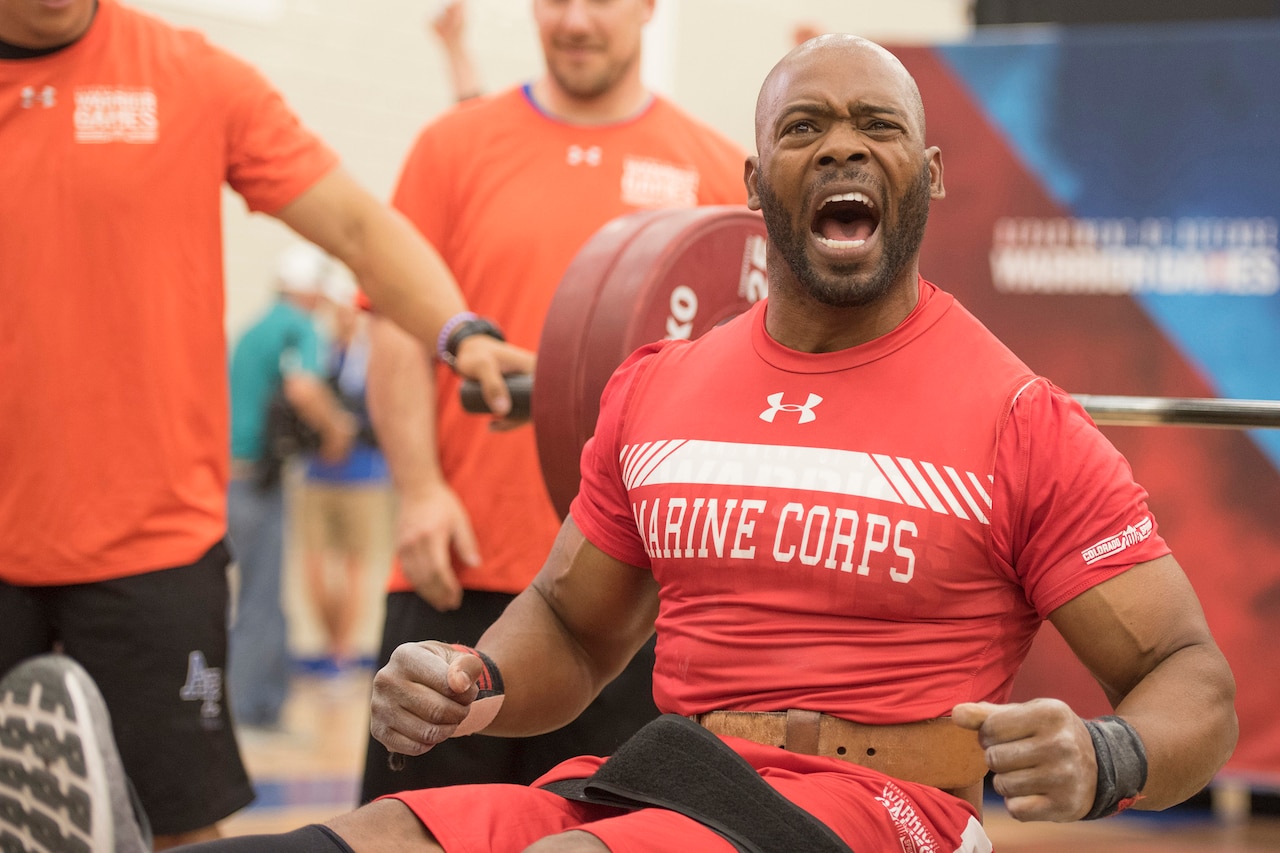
[0,654,151,853]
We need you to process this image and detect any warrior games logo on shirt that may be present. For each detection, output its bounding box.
[74,86,158,144]
[621,156,699,208]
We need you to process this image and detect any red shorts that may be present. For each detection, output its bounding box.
[388,736,988,853]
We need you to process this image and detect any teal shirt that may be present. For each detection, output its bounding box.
[229,299,324,462]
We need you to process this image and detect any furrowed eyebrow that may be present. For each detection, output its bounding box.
[774,102,829,126]
[775,100,910,129]
[852,102,909,123]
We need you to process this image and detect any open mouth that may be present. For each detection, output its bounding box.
[811,192,880,249]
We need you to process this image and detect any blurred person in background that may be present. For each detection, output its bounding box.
[298,264,392,675]
[360,0,749,801]
[227,243,357,731]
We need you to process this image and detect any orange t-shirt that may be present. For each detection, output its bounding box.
[0,0,338,585]
[389,85,748,594]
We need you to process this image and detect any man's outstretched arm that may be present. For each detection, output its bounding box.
[274,166,534,416]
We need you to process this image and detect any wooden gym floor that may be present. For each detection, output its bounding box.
[220,668,1280,851]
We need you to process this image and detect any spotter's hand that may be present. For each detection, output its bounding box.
[453,335,535,423]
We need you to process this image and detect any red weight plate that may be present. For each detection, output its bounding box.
[533,209,672,516]
[534,206,768,518]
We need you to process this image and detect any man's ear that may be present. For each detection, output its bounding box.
[745,156,762,211]
[927,146,945,200]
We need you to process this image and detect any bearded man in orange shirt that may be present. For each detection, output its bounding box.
[360,0,749,800]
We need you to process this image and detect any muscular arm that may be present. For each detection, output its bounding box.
[1052,554,1237,810]
[369,516,659,751]
[955,554,1237,821]
[477,517,660,735]
[365,314,476,610]
[273,167,533,413]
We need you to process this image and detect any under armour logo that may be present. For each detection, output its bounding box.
[179,650,224,727]
[760,392,823,424]
[567,144,602,167]
[20,86,56,109]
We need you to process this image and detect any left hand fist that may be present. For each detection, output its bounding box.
[952,698,1097,822]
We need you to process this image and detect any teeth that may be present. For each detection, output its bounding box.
[816,236,866,248]
[821,191,875,209]
[814,191,875,249]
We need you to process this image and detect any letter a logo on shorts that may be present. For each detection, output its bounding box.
[179,650,224,727]
[760,392,823,424]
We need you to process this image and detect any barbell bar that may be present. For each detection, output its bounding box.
[1071,395,1280,429]
[465,384,1280,431]
[466,384,1280,431]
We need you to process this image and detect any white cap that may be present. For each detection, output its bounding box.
[322,262,359,306]
[275,242,332,295]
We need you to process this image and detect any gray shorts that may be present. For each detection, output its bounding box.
[0,541,254,835]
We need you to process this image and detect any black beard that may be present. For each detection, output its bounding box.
[758,162,933,308]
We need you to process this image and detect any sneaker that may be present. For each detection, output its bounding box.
[0,654,152,852]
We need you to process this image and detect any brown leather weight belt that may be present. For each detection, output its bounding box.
[691,710,989,800]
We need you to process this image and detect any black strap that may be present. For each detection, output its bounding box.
[1083,715,1148,819]
[540,714,854,853]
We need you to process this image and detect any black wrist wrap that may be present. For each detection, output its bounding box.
[448,643,504,699]
[1083,715,1148,819]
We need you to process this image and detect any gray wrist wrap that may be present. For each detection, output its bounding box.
[1083,715,1148,820]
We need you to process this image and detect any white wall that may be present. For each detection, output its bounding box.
[127,0,974,337]
[665,0,974,157]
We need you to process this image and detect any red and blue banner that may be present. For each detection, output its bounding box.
[889,20,1280,783]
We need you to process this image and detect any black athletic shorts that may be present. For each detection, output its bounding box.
[0,541,255,835]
